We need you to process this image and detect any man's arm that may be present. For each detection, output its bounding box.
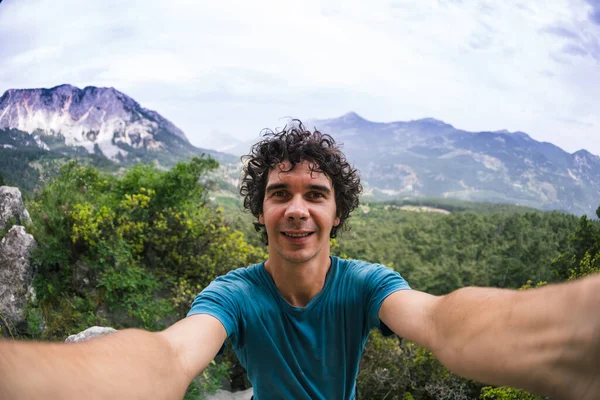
[379,274,600,400]
[0,314,226,400]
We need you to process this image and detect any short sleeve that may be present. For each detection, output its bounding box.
[364,264,411,336]
[187,273,242,342]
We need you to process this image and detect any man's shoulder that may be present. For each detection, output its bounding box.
[334,256,373,267]
[334,256,390,277]
[334,256,408,290]
[209,262,265,290]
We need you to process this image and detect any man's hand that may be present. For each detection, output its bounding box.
[379,274,600,400]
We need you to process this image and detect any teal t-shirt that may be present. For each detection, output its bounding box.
[187,256,411,399]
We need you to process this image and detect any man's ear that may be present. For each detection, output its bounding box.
[259,213,264,225]
[334,216,340,227]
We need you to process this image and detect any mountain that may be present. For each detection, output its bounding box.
[0,84,237,192]
[309,112,600,216]
[0,84,227,164]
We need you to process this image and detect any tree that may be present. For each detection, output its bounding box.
[552,205,600,281]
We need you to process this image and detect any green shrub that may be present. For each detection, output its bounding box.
[27,157,265,339]
[480,386,545,400]
[184,360,231,400]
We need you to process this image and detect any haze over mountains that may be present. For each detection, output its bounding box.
[1,85,599,216]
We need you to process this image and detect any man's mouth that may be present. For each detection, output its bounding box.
[282,232,314,238]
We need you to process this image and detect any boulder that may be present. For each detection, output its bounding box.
[0,225,36,335]
[0,186,31,233]
[206,388,254,400]
[65,326,117,343]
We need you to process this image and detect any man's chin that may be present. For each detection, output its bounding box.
[276,249,321,265]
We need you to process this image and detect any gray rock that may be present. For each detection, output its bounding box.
[0,186,31,233]
[65,326,117,343]
[71,260,97,295]
[206,388,254,400]
[0,225,36,334]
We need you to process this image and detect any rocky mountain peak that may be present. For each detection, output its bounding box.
[0,84,188,161]
[572,149,600,168]
[413,117,448,125]
[493,129,532,140]
[573,149,593,157]
[340,111,366,122]
[409,118,455,130]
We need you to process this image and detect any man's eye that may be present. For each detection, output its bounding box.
[273,191,286,197]
[309,192,325,199]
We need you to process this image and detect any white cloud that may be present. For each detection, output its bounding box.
[1,0,599,154]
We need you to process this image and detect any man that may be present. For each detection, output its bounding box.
[1,122,599,399]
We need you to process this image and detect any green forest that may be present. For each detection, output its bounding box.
[1,157,599,400]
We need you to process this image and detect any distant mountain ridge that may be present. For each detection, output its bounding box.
[0,84,209,162]
[310,112,600,216]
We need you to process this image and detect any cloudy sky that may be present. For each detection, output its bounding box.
[1,0,599,154]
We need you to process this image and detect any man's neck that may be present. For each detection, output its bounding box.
[264,253,332,308]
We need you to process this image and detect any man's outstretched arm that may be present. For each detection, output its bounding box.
[0,314,227,400]
[379,274,600,400]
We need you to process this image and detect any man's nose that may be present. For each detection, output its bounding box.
[285,195,309,220]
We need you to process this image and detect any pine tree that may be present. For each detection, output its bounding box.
[552,205,600,280]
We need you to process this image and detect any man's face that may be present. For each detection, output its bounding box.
[259,160,340,266]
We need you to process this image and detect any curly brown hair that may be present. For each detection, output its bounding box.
[239,120,362,244]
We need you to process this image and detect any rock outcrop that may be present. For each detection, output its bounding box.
[206,388,254,400]
[65,326,117,343]
[0,186,35,336]
[0,186,31,232]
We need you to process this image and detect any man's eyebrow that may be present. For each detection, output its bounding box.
[264,183,332,194]
[307,184,331,194]
[265,183,288,192]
